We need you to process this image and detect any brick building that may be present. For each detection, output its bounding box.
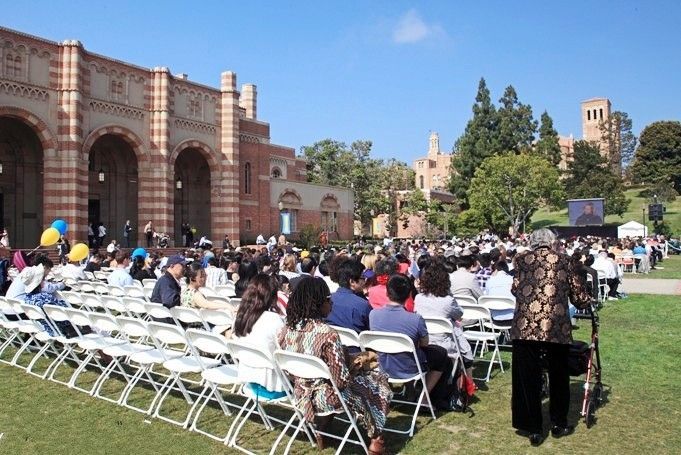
[559,97,614,172]
[0,26,353,248]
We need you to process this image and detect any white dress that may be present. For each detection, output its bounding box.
[233,311,285,391]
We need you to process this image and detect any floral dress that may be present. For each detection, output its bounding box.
[24,292,71,336]
[278,320,392,438]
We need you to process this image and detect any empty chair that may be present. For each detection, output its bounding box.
[122,297,149,319]
[84,271,96,281]
[94,270,109,281]
[214,285,236,298]
[108,285,126,297]
[93,281,110,295]
[144,302,174,322]
[170,306,209,330]
[329,325,362,351]
[100,295,128,316]
[79,281,97,294]
[124,285,147,300]
[142,278,157,287]
[459,303,504,382]
[199,287,219,298]
[147,322,221,427]
[60,291,85,309]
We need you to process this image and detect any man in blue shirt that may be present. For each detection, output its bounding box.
[151,255,186,309]
[369,273,454,410]
[326,258,371,333]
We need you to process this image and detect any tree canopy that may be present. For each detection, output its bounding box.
[535,111,562,166]
[599,111,637,173]
[468,154,563,234]
[563,140,630,216]
[629,120,681,192]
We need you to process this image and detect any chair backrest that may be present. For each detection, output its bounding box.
[358,330,417,355]
[88,312,121,334]
[79,281,97,293]
[18,303,49,322]
[199,308,234,328]
[122,297,148,317]
[230,298,242,309]
[215,285,236,297]
[142,278,157,287]
[227,339,275,369]
[43,304,71,323]
[94,271,109,281]
[147,321,188,347]
[329,325,361,349]
[206,295,231,306]
[124,285,146,299]
[81,294,105,311]
[64,308,94,331]
[84,271,96,281]
[63,278,81,291]
[144,302,174,320]
[93,282,110,295]
[453,295,478,306]
[423,317,455,336]
[460,303,491,321]
[273,349,331,380]
[60,291,84,307]
[116,316,151,338]
[108,285,126,297]
[200,286,219,298]
[478,295,516,312]
[143,288,154,300]
[171,306,208,328]
[100,295,127,315]
[185,328,231,356]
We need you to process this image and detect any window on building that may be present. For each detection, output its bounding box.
[280,209,297,233]
[188,97,202,118]
[244,162,252,194]
[587,110,591,121]
[321,211,338,232]
[271,167,281,179]
[5,54,14,77]
[419,175,424,189]
[593,109,597,120]
[599,108,603,119]
[13,55,21,77]
[245,219,252,231]
[111,80,124,101]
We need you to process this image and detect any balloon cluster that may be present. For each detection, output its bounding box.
[37,219,88,261]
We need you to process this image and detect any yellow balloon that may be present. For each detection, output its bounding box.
[68,243,89,262]
[40,227,61,246]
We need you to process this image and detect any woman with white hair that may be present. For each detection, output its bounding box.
[510,228,592,446]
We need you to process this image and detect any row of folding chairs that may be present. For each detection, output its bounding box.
[0,299,375,454]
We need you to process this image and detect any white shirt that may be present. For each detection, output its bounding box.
[106,242,117,253]
[107,267,133,287]
[593,255,618,280]
[485,272,514,298]
[61,263,86,281]
[233,311,285,391]
[205,265,227,288]
[98,225,107,237]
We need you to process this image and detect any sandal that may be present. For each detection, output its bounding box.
[368,435,385,455]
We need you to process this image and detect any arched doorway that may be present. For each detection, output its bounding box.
[0,117,44,248]
[174,148,211,246]
[88,134,138,247]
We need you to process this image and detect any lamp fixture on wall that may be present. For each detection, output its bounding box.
[176,177,183,190]
[278,201,284,211]
[98,168,104,183]
[0,161,3,175]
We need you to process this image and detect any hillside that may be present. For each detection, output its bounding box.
[530,187,681,235]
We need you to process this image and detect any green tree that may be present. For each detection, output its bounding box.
[564,141,630,216]
[630,121,681,192]
[497,85,537,155]
[468,154,563,234]
[449,78,500,206]
[535,111,562,166]
[599,111,637,172]
[453,208,487,237]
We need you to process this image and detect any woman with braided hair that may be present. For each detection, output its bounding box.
[278,276,391,454]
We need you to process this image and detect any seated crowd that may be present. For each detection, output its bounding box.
[0,229,673,452]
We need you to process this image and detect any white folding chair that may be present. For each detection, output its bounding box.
[124,285,147,300]
[16,303,71,378]
[6,303,48,370]
[84,271,96,281]
[185,329,240,441]
[460,303,503,382]
[143,287,154,301]
[329,325,362,351]
[100,295,128,316]
[80,294,105,313]
[63,307,126,394]
[116,317,184,414]
[215,285,236,298]
[60,291,84,308]
[225,339,316,454]
[453,295,478,306]
[423,317,466,379]
[108,285,126,297]
[64,278,81,291]
[89,313,153,404]
[274,349,369,455]
[171,306,209,330]
[148,322,221,427]
[199,308,234,335]
[79,280,97,294]
[0,299,39,364]
[94,271,109,281]
[144,302,175,322]
[93,281,110,295]
[358,331,436,437]
[122,297,148,319]
[200,286,219,298]
[142,278,157,287]
[478,295,516,344]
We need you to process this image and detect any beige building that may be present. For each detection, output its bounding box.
[559,97,614,172]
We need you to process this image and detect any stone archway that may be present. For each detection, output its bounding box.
[170,140,220,246]
[0,116,45,248]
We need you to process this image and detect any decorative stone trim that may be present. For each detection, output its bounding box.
[89,99,144,120]
[174,118,216,134]
[239,133,260,143]
[0,80,49,101]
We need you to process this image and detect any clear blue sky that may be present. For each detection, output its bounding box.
[5,0,680,162]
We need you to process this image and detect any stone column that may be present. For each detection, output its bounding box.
[145,67,173,241]
[44,40,88,241]
[214,71,240,245]
[240,83,257,120]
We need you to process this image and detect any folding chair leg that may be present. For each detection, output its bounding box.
[189,383,234,442]
[9,334,40,368]
[152,373,198,427]
[120,366,163,414]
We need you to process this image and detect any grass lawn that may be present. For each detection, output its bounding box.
[1,296,680,454]
[531,186,681,235]
[626,254,681,280]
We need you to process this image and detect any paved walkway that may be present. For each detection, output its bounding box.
[621,278,681,295]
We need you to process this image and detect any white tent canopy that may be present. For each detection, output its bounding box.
[617,220,648,238]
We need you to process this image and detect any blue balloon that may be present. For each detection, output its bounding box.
[132,247,147,259]
[51,219,68,235]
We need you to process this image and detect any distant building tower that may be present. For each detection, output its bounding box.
[581,97,611,144]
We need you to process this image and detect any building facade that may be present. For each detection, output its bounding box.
[0,26,353,248]
[559,97,613,172]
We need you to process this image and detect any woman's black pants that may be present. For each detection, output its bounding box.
[512,340,570,434]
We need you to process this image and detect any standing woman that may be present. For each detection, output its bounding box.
[510,229,592,445]
[278,276,391,454]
